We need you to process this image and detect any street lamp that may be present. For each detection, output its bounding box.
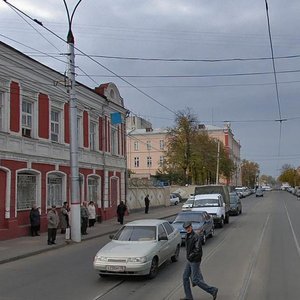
[63,0,83,242]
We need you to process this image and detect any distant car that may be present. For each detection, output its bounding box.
[170,193,180,205]
[256,188,264,197]
[229,192,242,215]
[171,192,183,202]
[191,193,226,228]
[181,197,195,211]
[93,219,181,279]
[172,211,214,245]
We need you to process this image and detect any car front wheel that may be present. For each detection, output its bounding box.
[171,245,180,262]
[148,257,158,279]
[202,234,206,245]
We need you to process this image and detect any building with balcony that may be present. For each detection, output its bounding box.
[0,42,127,240]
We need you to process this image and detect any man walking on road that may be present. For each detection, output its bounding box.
[180,221,218,300]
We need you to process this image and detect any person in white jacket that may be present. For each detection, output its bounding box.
[88,201,96,227]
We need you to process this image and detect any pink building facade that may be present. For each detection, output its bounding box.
[0,42,127,240]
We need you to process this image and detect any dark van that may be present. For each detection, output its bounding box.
[194,185,230,224]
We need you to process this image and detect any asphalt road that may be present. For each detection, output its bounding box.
[0,191,300,300]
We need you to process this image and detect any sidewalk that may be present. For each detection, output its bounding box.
[0,205,182,265]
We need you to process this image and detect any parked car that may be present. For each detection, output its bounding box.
[194,185,230,224]
[181,196,195,211]
[191,193,226,228]
[93,219,181,279]
[235,187,251,198]
[256,188,264,197]
[229,192,242,215]
[172,211,214,245]
[170,193,180,205]
[171,192,183,202]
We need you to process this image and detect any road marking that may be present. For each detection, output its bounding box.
[284,201,300,258]
[238,214,270,300]
[92,280,124,300]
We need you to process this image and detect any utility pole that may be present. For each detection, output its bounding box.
[216,140,220,184]
[64,0,83,242]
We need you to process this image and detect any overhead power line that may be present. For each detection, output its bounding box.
[2,0,179,117]
[75,53,300,63]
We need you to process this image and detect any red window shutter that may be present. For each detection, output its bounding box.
[10,82,20,133]
[83,111,89,148]
[38,93,49,139]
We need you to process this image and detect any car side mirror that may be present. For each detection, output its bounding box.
[109,234,114,239]
[158,233,168,241]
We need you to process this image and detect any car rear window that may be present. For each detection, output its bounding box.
[174,213,204,223]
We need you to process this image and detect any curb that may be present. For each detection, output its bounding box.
[0,213,178,265]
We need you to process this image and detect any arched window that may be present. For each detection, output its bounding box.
[88,175,101,207]
[17,171,39,210]
[47,172,65,207]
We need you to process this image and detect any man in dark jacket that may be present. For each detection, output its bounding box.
[29,204,40,236]
[116,201,127,225]
[180,221,218,300]
[144,194,150,214]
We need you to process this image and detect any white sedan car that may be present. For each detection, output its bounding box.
[93,219,181,279]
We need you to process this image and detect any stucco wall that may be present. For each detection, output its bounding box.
[126,186,170,211]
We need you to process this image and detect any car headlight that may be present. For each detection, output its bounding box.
[94,255,108,262]
[127,256,147,263]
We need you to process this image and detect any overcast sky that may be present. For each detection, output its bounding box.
[1,0,300,178]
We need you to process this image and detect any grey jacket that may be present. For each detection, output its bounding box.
[47,209,59,229]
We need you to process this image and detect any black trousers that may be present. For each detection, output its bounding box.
[145,205,149,214]
[31,225,39,236]
[81,217,88,234]
[48,228,57,243]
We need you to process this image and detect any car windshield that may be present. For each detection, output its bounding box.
[174,213,204,223]
[113,226,156,241]
[194,198,219,207]
[185,199,194,204]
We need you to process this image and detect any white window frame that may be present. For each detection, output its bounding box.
[147,156,152,168]
[159,140,165,150]
[0,91,4,131]
[21,99,33,138]
[134,157,140,168]
[47,172,66,208]
[16,170,41,211]
[87,175,101,206]
[89,121,97,151]
[134,141,139,151]
[111,125,118,155]
[146,140,152,150]
[159,156,164,167]
[50,109,60,142]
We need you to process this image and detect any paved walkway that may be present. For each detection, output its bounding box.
[0,205,182,265]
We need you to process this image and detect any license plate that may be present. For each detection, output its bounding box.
[106,265,125,272]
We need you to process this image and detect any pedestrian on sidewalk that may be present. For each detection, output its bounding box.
[117,201,127,225]
[47,205,59,245]
[60,202,70,234]
[81,201,89,235]
[29,204,40,236]
[88,201,96,227]
[180,221,218,300]
[144,194,150,214]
